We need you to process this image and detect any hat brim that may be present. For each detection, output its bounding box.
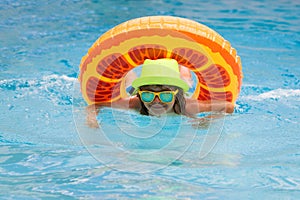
[131,76,189,95]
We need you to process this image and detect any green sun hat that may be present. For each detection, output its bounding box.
[131,59,189,94]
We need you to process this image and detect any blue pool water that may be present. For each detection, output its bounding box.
[1,0,300,199]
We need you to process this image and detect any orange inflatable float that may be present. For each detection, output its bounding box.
[79,16,243,105]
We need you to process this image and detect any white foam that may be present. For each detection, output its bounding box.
[41,74,77,82]
[0,74,77,85]
[244,88,300,101]
[0,75,78,105]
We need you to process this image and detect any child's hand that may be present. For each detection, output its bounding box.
[86,114,99,128]
[86,105,100,128]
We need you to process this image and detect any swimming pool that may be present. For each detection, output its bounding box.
[1,0,300,199]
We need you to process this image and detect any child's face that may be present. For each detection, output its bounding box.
[139,85,176,116]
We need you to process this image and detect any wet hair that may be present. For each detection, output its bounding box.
[137,85,186,115]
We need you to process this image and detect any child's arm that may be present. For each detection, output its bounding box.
[185,99,234,115]
[86,104,101,128]
[85,96,141,128]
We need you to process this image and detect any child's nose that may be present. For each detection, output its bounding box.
[153,95,161,102]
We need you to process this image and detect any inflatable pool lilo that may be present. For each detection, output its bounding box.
[79,16,243,107]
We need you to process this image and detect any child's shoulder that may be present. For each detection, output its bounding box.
[128,96,141,109]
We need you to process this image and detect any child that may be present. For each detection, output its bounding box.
[86,59,234,128]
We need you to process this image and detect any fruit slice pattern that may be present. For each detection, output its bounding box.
[79,16,243,105]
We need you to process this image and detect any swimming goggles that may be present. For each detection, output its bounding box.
[138,90,178,103]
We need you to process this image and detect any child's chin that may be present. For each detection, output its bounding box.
[149,107,167,116]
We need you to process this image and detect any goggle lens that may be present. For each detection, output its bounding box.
[141,92,155,102]
[159,92,174,103]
